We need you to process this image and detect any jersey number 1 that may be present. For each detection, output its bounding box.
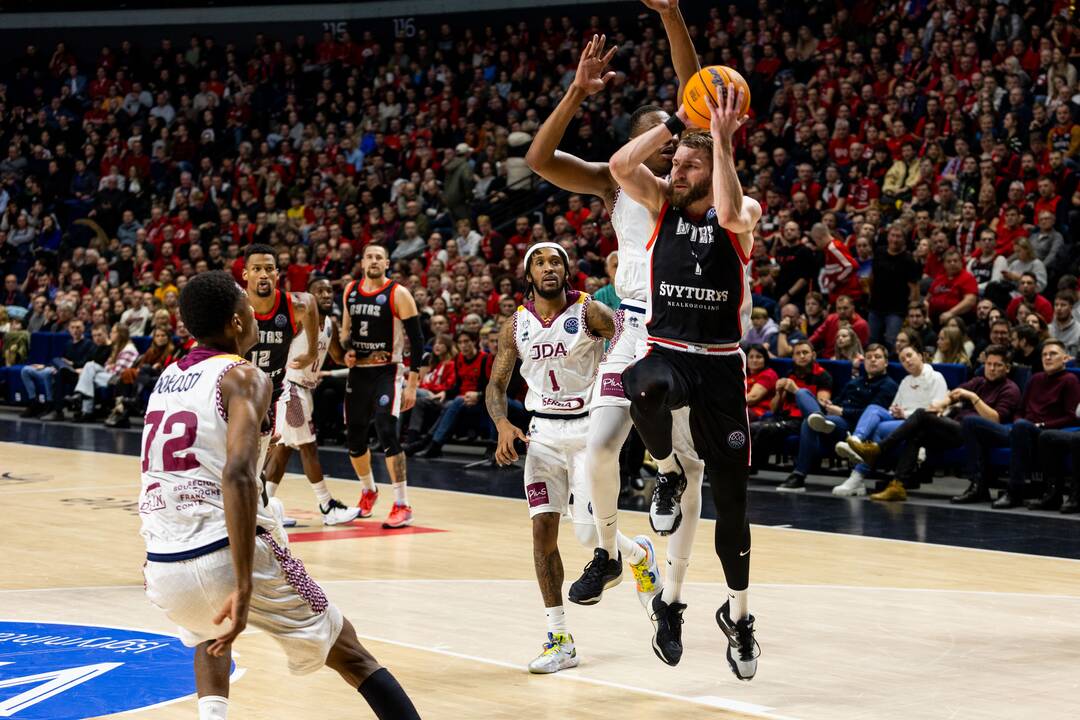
[142,410,200,472]
[548,370,560,392]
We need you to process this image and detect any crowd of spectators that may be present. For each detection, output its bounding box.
[0,0,1079,504]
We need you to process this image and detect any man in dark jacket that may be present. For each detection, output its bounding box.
[961,340,1080,508]
[421,329,493,458]
[778,343,898,491]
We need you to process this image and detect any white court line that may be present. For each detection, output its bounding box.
[350,629,801,720]
[3,580,1079,602]
[0,483,134,494]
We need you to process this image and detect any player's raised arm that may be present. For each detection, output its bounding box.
[393,284,424,412]
[709,84,760,255]
[486,319,528,465]
[288,292,319,370]
[209,363,272,657]
[526,35,619,201]
[643,0,700,92]
[585,296,616,340]
[609,108,683,213]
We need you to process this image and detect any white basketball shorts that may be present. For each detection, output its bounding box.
[275,379,317,449]
[144,534,343,675]
[590,301,648,409]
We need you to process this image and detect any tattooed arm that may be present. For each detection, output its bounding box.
[585,297,616,340]
[486,319,528,465]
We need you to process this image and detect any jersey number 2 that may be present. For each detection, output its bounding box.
[142,410,200,472]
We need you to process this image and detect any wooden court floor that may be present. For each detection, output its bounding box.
[2,442,1080,719]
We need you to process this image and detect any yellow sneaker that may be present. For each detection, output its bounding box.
[870,479,907,502]
[629,535,664,608]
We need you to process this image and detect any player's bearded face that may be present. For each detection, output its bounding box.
[666,174,711,208]
[530,253,567,300]
[244,255,277,298]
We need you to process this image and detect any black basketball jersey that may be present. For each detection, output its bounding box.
[344,279,404,363]
[248,289,299,398]
[646,202,752,349]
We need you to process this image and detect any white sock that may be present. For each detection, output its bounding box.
[264,480,279,498]
[615,531,645,565]
[198,695,228,720]
[662,558,689,604]
[545,605,567,634]
[655,453,679,475]
[311,480,332,507]
[728,589,749,621]
[597,513,618,556]
[392,481,408,506]
[358,471,375,492]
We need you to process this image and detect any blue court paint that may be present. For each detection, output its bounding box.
[0,621,225,719]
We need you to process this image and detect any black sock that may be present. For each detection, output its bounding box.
[358,668,420,719]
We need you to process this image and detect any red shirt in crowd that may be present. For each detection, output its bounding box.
[777,363,833,418]
[746,367,779,419]
[927,270,978,320]
[1007,293,1054,323]
[809,312,870,357]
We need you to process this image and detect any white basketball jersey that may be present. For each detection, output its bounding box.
[139,349,274,556]
[611,186,655,303]
[285,315,332,389]
[514,291,604,414]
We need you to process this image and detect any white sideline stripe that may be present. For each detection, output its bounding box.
[3,581,1079,602]
[350,630,798,720]
[0,483,134,494]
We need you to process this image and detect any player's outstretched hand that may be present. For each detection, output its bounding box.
[571,34,617,96]
[494,419,529,466]
[707,82,748,143]
[208,587,252,657]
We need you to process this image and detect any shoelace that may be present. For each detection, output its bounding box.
[651,601,687,626]
[541,633,566,655]
[733,619,756,659]
[653,474,679,514]
[579,551,610,587]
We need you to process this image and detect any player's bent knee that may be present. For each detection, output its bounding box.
[374,414,402,456]
[531,512,560,551]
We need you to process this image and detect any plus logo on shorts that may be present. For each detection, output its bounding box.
[526,482,549,508]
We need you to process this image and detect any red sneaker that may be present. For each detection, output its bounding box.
[383,503,413,529]
[358,488,378,518]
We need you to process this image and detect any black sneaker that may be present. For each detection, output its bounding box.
[568,548,622,605]
[421,442,443,459]
[650,458,687,535]
[716,600,760,681]
[776,472,806,493]
[650,594,686,666]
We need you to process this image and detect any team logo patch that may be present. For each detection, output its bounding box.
[378,394,391,406]
[274,313,288,328]
[563,317,579,334]
[706,207,717,221]
[526,482,549,508]
[375,294,387,305]
[600,372,625,398]
[0,621,237,719]
[727,430,747,449]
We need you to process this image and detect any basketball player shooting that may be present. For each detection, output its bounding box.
[139,271,420,720]
[525,1,709,668]
[609,83,763,680]
[485,243,660,674]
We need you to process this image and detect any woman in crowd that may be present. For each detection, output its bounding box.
[803,291,827,338]
[66,323,138,420]
[832,325,865,363]
[745,344,778,421]
[105,325,177,428]
[933,325,971,366]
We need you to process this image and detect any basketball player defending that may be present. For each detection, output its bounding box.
[260,277,361,525]
[525,3,706,667]
[609,86,763,680]
[139,271,420,720]
[243,244,351,526]
[341,244,423,528]
[486,243,652,673]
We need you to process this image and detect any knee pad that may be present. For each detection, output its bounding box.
[573,520,599,547]
[347,423,370,457]
[374,413,403,456]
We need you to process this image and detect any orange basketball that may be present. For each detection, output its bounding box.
[682,65,751,129]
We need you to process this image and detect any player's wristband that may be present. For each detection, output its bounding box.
[664,115,686,135]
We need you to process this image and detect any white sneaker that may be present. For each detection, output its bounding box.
[629,535,664,609]
[832,474,866,497]
[834,440,862,465]
[321,498,361,526]
[527,632,579,674]
[807,413,836,434]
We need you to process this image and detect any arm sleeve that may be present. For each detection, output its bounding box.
[404,314,424,373]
